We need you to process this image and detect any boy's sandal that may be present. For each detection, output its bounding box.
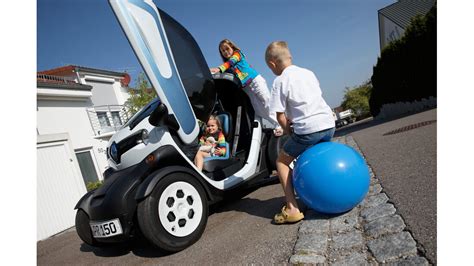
[274,206,304,224]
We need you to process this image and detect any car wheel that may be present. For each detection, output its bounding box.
[137,172,208,252]
[75,209,105,247]
[267,134,289,170]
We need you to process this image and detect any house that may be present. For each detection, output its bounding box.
[37,65,131,241]
[378,0,435,50]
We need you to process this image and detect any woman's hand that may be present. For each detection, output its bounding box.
[210,68,220,74]
[213,147,221,156]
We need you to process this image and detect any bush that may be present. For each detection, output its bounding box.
[370,5,436,117]
[86,180,104,191]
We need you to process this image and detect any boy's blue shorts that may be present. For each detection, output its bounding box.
[283,127,335,158]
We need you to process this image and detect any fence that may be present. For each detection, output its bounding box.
[86,105,131,136]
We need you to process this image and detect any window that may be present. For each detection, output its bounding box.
[111,111,123,126]
[97,112,111,128]
[75,150,99,186]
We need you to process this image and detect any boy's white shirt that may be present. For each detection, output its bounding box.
[269,65,335,135]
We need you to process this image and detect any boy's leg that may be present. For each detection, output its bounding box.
[276,151,300,215]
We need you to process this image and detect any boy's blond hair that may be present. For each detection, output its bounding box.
[265,41,292,63]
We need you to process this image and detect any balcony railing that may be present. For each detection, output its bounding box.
[37,74,77,85]
[86,105,132,136]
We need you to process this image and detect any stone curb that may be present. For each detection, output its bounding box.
[288,135,430,265]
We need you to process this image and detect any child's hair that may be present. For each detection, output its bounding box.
[207,115,222,131]
[218,39,241,62]
[265,41,292,63]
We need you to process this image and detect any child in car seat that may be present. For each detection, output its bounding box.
[194,115,227,171]
[210,39,283,136]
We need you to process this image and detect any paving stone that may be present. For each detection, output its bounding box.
[331,252,368,266]
[346,135,355,145]
[384,256,429,265]
[299,219,330,235]
[305,209,327,219]
[364,215,406,238]
[289,254,326,264]
[331,230,364,250]
[370,176,380,185]
[361,203,396,222]
[361,193,389,209]
[338,205,360,218]
[294,233,328,255]
[368,232,417,262]
[289,134,430,265]
[330,213,359,233]
[369,170,375,178]
[368,183,383,196]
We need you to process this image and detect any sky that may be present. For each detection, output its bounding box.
[37,0,396,108]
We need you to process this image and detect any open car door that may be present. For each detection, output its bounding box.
[109,0,216,144]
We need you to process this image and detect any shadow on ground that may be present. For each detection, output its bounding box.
[334,108,436,138]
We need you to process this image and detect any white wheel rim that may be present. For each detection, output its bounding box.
[158,181,203,237]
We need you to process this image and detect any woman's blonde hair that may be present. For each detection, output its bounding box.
[218,39,241,62]
[265,41,291,63]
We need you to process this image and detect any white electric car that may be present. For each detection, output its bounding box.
[75,0,284,252]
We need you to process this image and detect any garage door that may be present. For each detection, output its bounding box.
[37,133,87,241]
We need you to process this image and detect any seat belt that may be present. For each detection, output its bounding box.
[231,106,242,156]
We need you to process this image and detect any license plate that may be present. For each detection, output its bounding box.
[90,218,123,238]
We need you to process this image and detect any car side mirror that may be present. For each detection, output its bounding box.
[148,102,180,131]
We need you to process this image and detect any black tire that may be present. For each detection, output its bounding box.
[267,134,289,170]
[75,209,105,247]
[137,172,209,252]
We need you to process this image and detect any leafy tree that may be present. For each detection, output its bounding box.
[341,80,372,119]
[123,72,157,116]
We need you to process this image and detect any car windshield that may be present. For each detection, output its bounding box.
[158,8,215,121]
[122,98,160,130]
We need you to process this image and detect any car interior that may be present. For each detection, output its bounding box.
[200,76,256,181]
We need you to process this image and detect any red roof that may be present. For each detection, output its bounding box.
[38,65,131,87]
[37,65,76,76]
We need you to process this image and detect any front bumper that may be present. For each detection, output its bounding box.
[76,160,152,243]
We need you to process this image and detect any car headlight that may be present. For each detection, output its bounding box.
[138,129,149,145]
[110,142,119,162]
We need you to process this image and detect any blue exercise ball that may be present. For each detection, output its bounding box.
[293,141,370,214]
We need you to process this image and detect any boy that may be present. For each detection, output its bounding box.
[265,41,336,224]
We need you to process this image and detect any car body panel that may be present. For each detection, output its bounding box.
[109,0,199,144]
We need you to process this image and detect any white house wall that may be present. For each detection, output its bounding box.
[80,74,129,106]
[37,99,109,177]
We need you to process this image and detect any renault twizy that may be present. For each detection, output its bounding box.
[75,0,283,252]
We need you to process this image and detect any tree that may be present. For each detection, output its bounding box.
[369,4,436,117]
[123,72,157,116]
[341,80,372,119]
